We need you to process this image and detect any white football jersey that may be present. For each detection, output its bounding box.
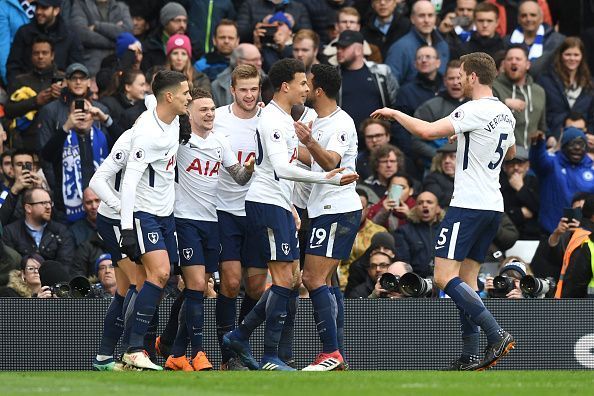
[246,100,299,211]
[291,106,317,210]
[448,97,516,212]
[96,128,134,220]
[215,104,261,216]
[126,109,180,217]
[175,132,237,221]
[307,108,362,218]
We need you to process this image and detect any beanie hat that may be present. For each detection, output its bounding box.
[561,126,587,147]
[95,253,112,275]
[166,34,192,58]
[499,260,527,278]
[115,32,139,59]
[160,2,187,27]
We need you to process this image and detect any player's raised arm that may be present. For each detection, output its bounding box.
[370,107,455,140]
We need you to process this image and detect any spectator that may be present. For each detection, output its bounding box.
[492,45,546,149]
[335,30,398,140]
[118,66,163,130]
[346,250,393,298]
[338,188,387,289]
[70,187,101,247]
[500,146,541,240]
[393,190,443,278]
[91,253,116,297]
[41,95,109,222]
[0,149,45,226]
[361,144,404,203]
[295,0,344,46]
[461,1,504,58]
[0,254,55,298]
[236,0,311,44]
[538,37,594,144]
[2,188,75,269]
[6,0,84,82]
[99,69,147,126]
[422,142,456,209]
[412,60,466,168]
[530,127,594,234]
[368,260,412,298]
[0,0,35,85]
[211,44,263,107]
[453,0,477,43]
[0,150,14,191]
[292,29,320,73]
[344,231,396,298]
[356,118,391,181]
[504,0,565,78]
[483,258,528,299]
[385,0,449,85]
[256,12,296,72]
[323,6,382,66]
[0,237,22,287]
[5,35,64,149]
[194,19,239,81]
[360,0,410,60]
[165,34,211,92]
[71,0,133,76]
[129,4,151,41]
[367,173,416,233]
[141,2,187,71]
[185,0,236,58]
[440,0,475,60]
[73,231,106,278]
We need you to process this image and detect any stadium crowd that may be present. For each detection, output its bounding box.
[0,0,593,301]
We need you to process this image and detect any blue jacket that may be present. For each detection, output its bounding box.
[537,70,594,138]
[529,140,594,233]
[0,0,33,84]
[384,28,449,85]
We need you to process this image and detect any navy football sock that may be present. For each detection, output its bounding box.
[160,290,184,346]
[121,287,138,350]
[216,293,237,363]
[143,308,159,360]
[310,285,339,353]
[185,289,205,357]
[171,298,189,358]
[98,292,125,356]
[236,288,269,340]
[128,281,162,351]
[238,294,258,325]
[263,285,290,357]
[331,286,346,357]
[444,277,502,345]
[458,308,480,360]
[278,289,299,361]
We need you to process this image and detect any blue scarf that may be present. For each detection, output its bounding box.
[62,126,108,222]
[510,24,545,61]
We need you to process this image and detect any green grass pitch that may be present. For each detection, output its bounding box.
[1,371,592,396]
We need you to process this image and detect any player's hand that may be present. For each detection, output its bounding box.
[370,107,397,121]
[326,167,359,185]
[448,134,458,144]
[244,157,255,174]
[294,121,314,146]
[119,229,138,260]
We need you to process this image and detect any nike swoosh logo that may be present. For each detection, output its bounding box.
[435,245,446,250]
[137,313,152,317]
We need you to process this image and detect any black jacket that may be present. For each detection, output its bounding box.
[140,29,167,72]
[422,171,454,209]
[562,218,594,297]
[73,232,106,277]
[99,93,136,127]
[360,12,411,60]
[461,32,505,59]
[2,219,75,269]
[500,173,541,239]
[6,17,84,82]
[394,219,439,278]
[345,276,375,299]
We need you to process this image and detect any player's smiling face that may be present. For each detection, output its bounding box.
[189,97,216,132]
[231,77,260,112]
[171,81,192,115]
[286,72,309,106]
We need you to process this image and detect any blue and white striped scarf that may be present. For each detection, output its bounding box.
[509,24,545,61]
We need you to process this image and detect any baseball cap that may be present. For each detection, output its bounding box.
[332,30,364,48]
[505,146,529,162]
[65,63,90,79]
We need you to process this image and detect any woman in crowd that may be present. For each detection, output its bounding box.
[538,37,594,142]
[0,254,53,298]
[165,34,211,92]
[422,143,456,209]
[100,69,147,126]
[366,173,416,232]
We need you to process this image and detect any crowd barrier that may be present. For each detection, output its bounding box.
[1,298,593,370]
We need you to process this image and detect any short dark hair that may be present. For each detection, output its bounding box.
[268,58,306,92]
[505,44,529,59]
[22,187,49,208]
[356,187,369,202]
[20,254,45,272]
[387,172,414,190]
[151,70,187,99]
[460,52,497,86]
[564,111,587,125]
[310,64,341,100]
[582,194,594,218]
[572,191,591,206]
[1,150,14,164]
[11,148,35,164]
[474,1,499,17]
[32,35,54,51]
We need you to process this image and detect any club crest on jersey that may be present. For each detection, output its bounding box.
[147,232,159,244]
[112,149,126,164]
[271,130,282,142]
[182,248,193,260]
[452,109,464,121]
[281,243,290,255]
[133,148,145,161]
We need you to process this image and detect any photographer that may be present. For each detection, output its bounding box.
[88,253,116,298]
[346,250,393,299]
[253,12,295,73]
[369,261,413,299]
[484,259,529,299]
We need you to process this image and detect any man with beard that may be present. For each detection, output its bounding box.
[530,127,594,234]
[141,2,188,71]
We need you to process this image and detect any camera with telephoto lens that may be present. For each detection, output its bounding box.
[379,273,401,293]
[399,272,433,297]
[50,283,71,298]
[488,275,516,298]
[520,275,557,298]
[50,276,99,298]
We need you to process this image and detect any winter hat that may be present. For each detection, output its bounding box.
[116,32,140,59]
[561,126,587,147]
[166,34,192,57]
[160,2,187,27]
[499,260,527,278]
[94,253,112,275]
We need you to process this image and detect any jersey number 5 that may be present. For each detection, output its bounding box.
[462,132,508,170]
